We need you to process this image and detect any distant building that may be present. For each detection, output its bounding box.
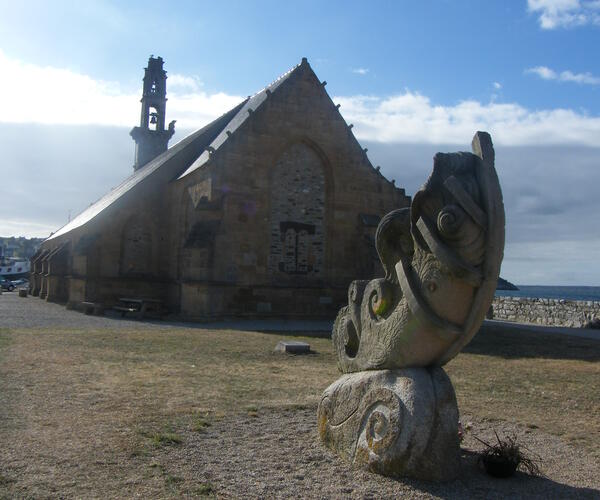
[0,236,43,259]
[31,56,409,318]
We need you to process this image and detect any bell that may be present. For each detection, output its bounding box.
[150,114,157,124]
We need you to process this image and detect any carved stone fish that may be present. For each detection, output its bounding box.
[333,132,505,371]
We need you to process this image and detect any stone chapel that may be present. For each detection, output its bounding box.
[30,56,410,318]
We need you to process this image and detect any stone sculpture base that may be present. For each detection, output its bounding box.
[317,367,460,481]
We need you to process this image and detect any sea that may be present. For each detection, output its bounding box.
[495,286,600,302]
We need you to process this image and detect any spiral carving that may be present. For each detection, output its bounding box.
[356,387,402,461]
[318,368,460,480]
[436,202,486,267]
[364,279,395,320]
[330,132,503,372]
[437,204,466,239]
[364,408,391,450]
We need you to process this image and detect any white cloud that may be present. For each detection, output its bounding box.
[559,69,600,84]
[335,92,600,146]
[0,49,243,130]
[526,65,600,84]
[1,50,600,148]
[168,73,204,93]
[0,50,138,127]
[352,68,369,75]
[527,0,600,29]
[526,65,558,80]
[167,92,244,129]
[493,82,502,89]
[0,219,56,239]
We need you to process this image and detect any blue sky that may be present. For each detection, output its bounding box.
[2,0,599,111]
[1,0,599,285]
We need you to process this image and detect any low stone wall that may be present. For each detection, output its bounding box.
[491,296,600,328]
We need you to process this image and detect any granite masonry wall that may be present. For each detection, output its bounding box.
[491,296,600,327]
[268,142,325,277]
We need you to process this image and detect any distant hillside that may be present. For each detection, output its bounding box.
[497,277,519,290]
[0,236,44,260]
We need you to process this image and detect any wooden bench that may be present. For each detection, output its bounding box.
[81,301,104,316]
[114,297,164,319]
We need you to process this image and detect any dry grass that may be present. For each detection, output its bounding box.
[0,326,339,497]
[0,323,598,497]
[447,323,600,458]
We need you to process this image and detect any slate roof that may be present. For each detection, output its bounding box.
[46,60,306,242]
[46,100,246,241]
[177,61,301,179]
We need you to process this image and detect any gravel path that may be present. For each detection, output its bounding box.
[0,291,160,330]
[0,292,332,333]
[160,406,599,499]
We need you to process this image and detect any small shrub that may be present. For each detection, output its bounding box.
[475,431,542,478]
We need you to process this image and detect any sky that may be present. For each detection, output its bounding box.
[0,0,599,285]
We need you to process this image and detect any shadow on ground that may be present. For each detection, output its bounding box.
[465,323,600,362]
[399,449,600,499]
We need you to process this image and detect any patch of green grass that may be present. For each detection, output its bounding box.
[138,428,183,447]
[192,416,212,432]
[195,482,216,497]
[152,432,183,446]
[246,404,259,417]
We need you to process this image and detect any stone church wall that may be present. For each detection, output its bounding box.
[174,65,409,318]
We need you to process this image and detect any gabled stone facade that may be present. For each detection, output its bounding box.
[32,58,410,318]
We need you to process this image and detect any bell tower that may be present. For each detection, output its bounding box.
[130,55,176,171]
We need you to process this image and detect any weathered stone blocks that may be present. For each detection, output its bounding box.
[318,368,460,481]
[491,296,600,327]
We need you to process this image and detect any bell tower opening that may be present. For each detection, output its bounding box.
[130,55,176,171]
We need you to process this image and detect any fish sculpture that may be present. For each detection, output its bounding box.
[332,131,505,371]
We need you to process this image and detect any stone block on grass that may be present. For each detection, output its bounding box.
[274,341,310,354]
